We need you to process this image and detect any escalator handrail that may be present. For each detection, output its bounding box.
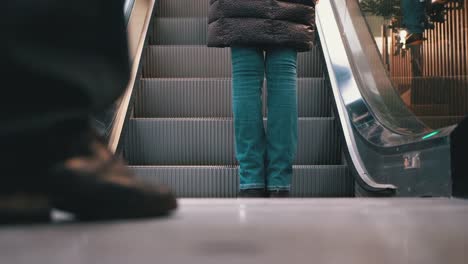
[108,0,156,153]
[124,0,136,26]
[319,0,454,150]
[316,1,397,193]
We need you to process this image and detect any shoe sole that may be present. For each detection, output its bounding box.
[0,194,51,225]
[407,40,424,46]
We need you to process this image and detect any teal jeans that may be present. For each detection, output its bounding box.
[402,0,426,34]
[231,47,298,191]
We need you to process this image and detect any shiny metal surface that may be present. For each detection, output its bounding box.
[316,1,396,194]
[1,198,468,264]
[108,0,157,153]
[124,0,136,25]
[93,0,142,141]
[316,0,453,196]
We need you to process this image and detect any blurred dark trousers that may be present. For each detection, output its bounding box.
[0,0,130,192]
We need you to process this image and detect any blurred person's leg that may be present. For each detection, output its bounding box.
[0,0,176,223]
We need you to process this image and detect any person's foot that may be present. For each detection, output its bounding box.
[0,193,51,225]
[406,33,425,46]
[46,128,177,221]
[238,189,266,198]
[268,190,290,198]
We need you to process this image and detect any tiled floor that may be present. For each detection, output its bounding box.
[1,198,468,264]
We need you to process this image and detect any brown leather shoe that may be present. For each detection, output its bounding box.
[47,129,177,221]
[0,193,51,225]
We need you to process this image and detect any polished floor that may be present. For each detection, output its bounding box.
[1,198,468,264]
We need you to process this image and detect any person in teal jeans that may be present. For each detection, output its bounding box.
[402,0,426,45]
[401,0,449,45]
[208,0,317,197]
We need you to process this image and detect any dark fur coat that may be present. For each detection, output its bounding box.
[208,0,316,52]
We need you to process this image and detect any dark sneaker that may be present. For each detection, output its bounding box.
[47,129,177,221]
[238,189,266,198]
[268,190,290,198]
[0,194,51,225]
[406,33,425,46]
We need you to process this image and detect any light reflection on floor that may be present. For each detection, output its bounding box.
[1,198,468,264]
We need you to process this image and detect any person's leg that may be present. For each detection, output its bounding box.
[0,0,176,222]
[401,0,427,46]
[231,47,267,194]
[1,0,130,175]
[265,48,298,196]
[402,0,426,34]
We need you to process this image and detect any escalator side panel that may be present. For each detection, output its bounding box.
[451,116,468,197]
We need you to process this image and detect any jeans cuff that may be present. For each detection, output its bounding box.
[267,186,291,192]
[240,183,265,190]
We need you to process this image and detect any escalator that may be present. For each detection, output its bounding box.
[116,0,467,198]
[2,0,468,262]
[122,0,353,197]
[317,0,467,197]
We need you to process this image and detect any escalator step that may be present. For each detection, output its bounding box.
[157,0,210,17]
[151,17,208,45]
[142,46,324,78]
[131,165,353,197]
[124,117,342,165]
[135,78,331,118]
[418,116,465,129]
[410,104,450,116]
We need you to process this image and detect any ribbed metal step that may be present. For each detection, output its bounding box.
[131,165,353,197]
[142,46,324,78]
[122,0,354,198]
[135,78,331,118]
[124,118,341,165]
[151,18,208,45]
[157,0,210,17]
